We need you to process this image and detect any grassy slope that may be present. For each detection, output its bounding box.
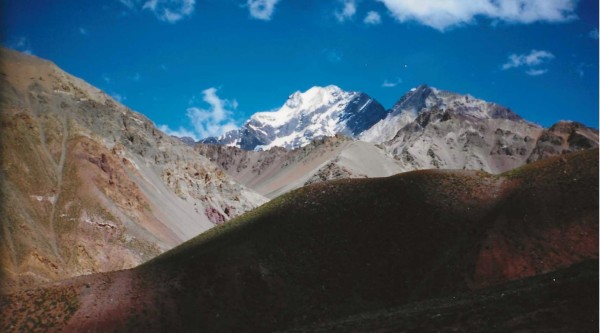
[139,148,597,331]
[1,149,597,332]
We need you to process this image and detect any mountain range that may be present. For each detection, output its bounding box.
[2,149,597,332]
[196,84,597,197]
[0,48,597,332]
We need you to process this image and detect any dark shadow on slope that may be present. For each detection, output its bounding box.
[283,260,599,333]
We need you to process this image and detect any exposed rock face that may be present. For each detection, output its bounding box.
[527,121,599,163]
[304,160,367,186]
[203,85,387,150]
[363,85,597,174]
[0,48,267,292]
[361,85,524,144]
[383,104,543,173]
[201,84,597,192]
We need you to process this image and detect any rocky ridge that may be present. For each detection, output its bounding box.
[198,84,597,191]
[371,85,598,173]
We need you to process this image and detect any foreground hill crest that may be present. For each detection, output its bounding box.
[1,149,597,332]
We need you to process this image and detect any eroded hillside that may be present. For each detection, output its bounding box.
[1,149,596,332]
[0,48,266,292]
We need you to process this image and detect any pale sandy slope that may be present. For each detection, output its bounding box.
[197,136,406,199]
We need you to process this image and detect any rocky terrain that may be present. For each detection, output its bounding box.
[1,149,596,332]
[197,134,405,198]
[196,84,597,197]
[371,85,598,173]
[528,120,599,162]
[0,48,266,293]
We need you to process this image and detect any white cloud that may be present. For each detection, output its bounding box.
[119,0,135,9]
[377,0,578,31]
[161,88,239,140]
[364,11,382,25]
[501,49,554,76]
[9,37,33,55]
[247,0,280,21]
[525,68,548,76]
[119,0,195,23]
[502,49,554,70]
[589,28,599,40]
[102,74,111,83]
[382,77,402,87]
[335,0,356,22]
[143,0,195,23]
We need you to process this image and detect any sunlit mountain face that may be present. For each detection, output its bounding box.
[1,1,598,332]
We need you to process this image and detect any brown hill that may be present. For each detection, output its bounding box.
[1,148,596,332]
[0,48,266,293]
[284,260,598,332]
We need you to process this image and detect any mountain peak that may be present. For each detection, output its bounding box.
[284,85,346,109]
[207,86,387,150]
[409,84,432,93]
[360,85,528,144]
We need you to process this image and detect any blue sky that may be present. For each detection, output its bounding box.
[3,0,598,139]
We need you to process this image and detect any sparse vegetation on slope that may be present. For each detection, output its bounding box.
[283,260,598,333]
[0,48,267,293]
[1,148,596,332]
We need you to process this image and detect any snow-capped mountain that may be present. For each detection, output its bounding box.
[201,83,598,176]
[203,85,387,150]
[360,84,522,143]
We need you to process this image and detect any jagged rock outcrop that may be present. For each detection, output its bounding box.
[527,121,599,163]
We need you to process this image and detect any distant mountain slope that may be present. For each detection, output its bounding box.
[363,85,598,173]
[360,84,524,143]
[0,48,267,292]
[528,120,599,162]
[200,85,597,187]
[203,85,387,150]
[197,135,406,198]
[2,149,596,332]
